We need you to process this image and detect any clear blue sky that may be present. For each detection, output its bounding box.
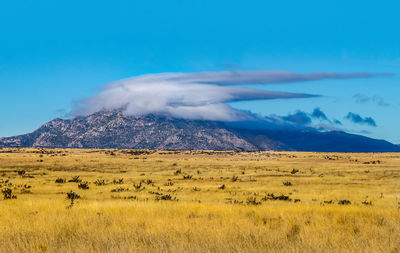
[1,0,399,143]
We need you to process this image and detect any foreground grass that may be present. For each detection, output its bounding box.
[0,148,399,252]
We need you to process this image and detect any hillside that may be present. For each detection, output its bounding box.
[1,110,399,152]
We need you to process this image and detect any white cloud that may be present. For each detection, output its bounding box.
[73,70,390,121]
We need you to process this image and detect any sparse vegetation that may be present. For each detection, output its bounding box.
[0,148,399,252]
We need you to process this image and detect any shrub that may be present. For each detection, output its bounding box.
[182,175,192,180]
[283,181,292,186]
[94,179,106,186]
[113,178,124,184]
[55,178,66,183]
[17,170,26,176]
[155,194,175,201]
[361,200,372,206]
[68,176,82,183]
[262,193,292,201]
[66,191,80,200]
[164,181,174,186]
[2,188,17,200]
[338,200,351,205]
[20,188,31,194]
[78,182,90,190]
[66,191,80,208]
[133,182,143,191]
[111,187,129,192]
[246,197,261,205]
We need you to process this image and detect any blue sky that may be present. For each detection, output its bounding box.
[1,0,399,143]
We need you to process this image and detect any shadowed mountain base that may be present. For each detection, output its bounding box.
[1,111,399,152]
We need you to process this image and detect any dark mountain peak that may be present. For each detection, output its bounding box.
[1,111,399,152]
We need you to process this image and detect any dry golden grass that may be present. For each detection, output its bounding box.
[0,148,399,252]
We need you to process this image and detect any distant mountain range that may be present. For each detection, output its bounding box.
[1,110,399,152]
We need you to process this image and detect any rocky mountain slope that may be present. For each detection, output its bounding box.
[1,110,399,152]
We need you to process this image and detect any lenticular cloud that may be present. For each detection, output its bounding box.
[73,70,386,121]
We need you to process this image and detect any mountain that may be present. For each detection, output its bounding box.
[0,110,399,152]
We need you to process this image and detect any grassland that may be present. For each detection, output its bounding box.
[0,148,399,252]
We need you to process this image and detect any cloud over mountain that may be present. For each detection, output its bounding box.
[73,70,389,122]
[311,107,328,121]
[345,112,377,127]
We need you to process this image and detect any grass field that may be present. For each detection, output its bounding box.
[0,148,399,252]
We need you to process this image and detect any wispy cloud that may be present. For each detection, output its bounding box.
[345,112,377,127]
[164,71,392,85]
[353,93,389,107]
[333,119,342,125]
[73,70,391,121]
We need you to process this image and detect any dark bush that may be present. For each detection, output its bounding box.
[111,187,129,192]
[78,182,90,190]
[66,191,80,200]
[94,179,106,186]
[164,182,174,186]
[17,170,26,176]
[246,197,261,205]
[263,193,292,201]
[133,182,143,190]
[2,188,17,200]
[66,190,80,208]
[182,175,192,180]
[192,187,201,191]
[55,178,66,183]
[113,178,124,184]
[361,200,372,206]
[68,176,82,183]
[338,200,351,205]
[283,181,292,186]
[156,194,175,201]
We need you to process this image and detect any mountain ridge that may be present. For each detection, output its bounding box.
[1,110,399,152]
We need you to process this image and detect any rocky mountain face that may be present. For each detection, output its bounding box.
[1,110,399,152]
